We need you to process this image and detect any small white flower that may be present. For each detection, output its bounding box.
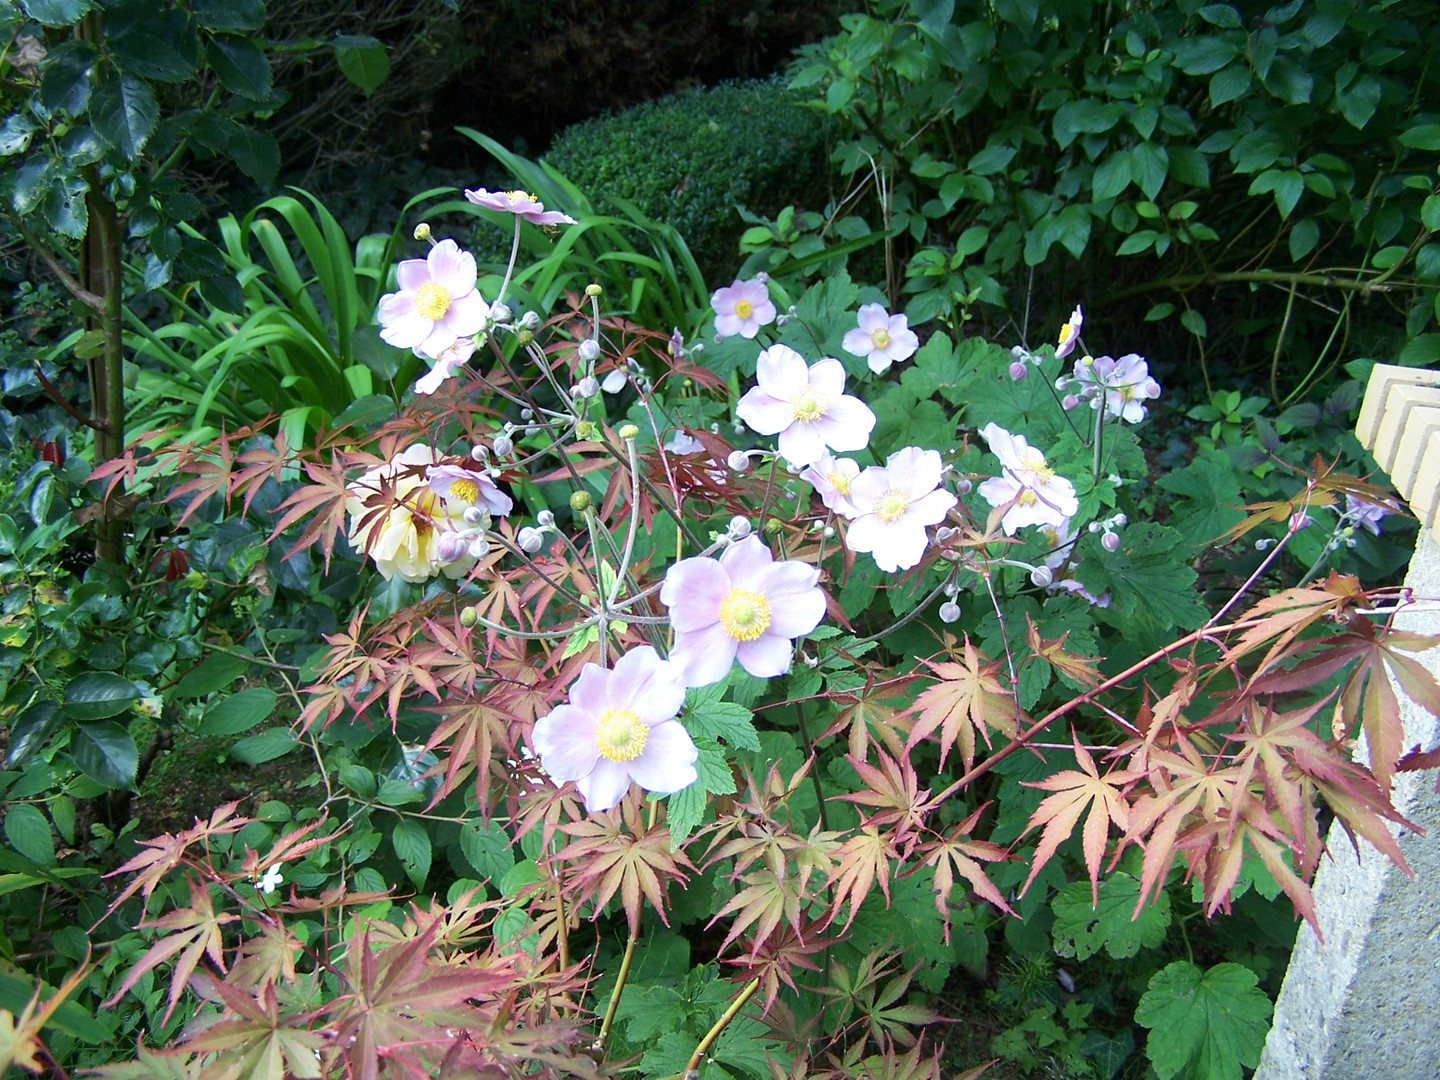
[256,865,283,894]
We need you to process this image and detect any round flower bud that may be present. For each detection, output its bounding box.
[470,443,488,462]
[1101,530,1120,552]
[617,423,639,440]
[575,420,596,439]
[413,222,432,241]
[1062,394,1080,410]
[517,527,544,553]
[436,531,470,563]
[490,302,513,325]
[459,606,478,627]
[570,491,592,513]
[468,537,491,559]
[762,518,783,535]
[727,450,750,472]
[938,601,961,624]
[728,516,752,538]
[516,330,534,347]
[1030,566,1054,588]
[537,510,555,527]
[519,310,541,330]
[585,283,603,297]
[578,339,600,363]
[575,376,600,398]
[942,581,959,597]
[1009,360,1029,382]
[493,435,514,456]
[822,525,834,538]
[520,408,534,420]
[935,526,956,542]
[955,478,973,495]
[462,505,487,526]
[1112,513,1127,527]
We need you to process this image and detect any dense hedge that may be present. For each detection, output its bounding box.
[544,77,834,275]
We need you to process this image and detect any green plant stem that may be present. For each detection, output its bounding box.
[684,977,760,1074]
[496,216,522,306]
[595,930,638,1052]
[1269,281,1299,404]
[792,702,830,831]
[1101,266,1405,305]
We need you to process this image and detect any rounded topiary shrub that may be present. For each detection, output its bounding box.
[544,77,832,275]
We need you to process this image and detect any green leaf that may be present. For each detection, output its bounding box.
[1180,308,1208,338]
[1135,961,1273,1080]
[1172,35,1239,76]
[63,672,140,720]
[1208,65,1250,107]
[1155,450,1247,552]
[90,73,158,159]
[4,805,55,866]
[1288,218,1319,261]
[1079,524,1207,636]
[13,158,51,216]
[693,735,736,796]
[967,142,1017,176]
[1399,123,1440,151]
[1051,872,1170,960]
[0,115,38,157]
[44,173,88,238]
[106,0,199,83]
[192,0,264,31]
[229,727,297,764]
[223,122,279,186]
[70,721,138,789]
[1131,141,1168,200]
[459,820,516,883]
[0,971,111,1042]
[38,40,96,116]
[334,35,389,97]
[1197,4,1241,27]
[172,651,253,697]
[197,687,277,736]
[1422,194,1440,233]
[391,818,431,888]
[1337,74,1382,129]
[666,781,706,845]
[6,701,61,767]
[684,683,760,751]
[207,36,272,100]
[19,0,92,27]
[1092,152,1132,200]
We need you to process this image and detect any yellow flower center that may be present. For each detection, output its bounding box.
[1059,322,1077,345]
[449,477,479,503]
[791,391,825,424]
[876,490,910,523]
[719,587,772,642]
[594,707,648,762]
[828,470,851,495]
[733,298,754,320]
[1019,447,1055,484]
[1119,384,1136,401]
[507,190,537,203]
[1019,490,1038,507]
[870,327,891,349]
[414,281,452,321]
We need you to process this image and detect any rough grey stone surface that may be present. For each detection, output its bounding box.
[1256,532,1440,1080]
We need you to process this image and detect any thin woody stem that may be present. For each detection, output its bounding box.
[595,930,639,1052]
[685,978,761,1074]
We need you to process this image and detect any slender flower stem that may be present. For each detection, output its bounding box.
[685,978,761,1074]
[609,433,644,607]
[496,217,522,306]
[596,930,639,1052]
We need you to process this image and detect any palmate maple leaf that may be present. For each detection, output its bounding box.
[555,797,694,934]
[912,804,1013,942]
[0,963,89,1075]
[178,978,324,1080]
[1019,731,1144,903]
[905,636,1018,772]
[101,801,248,915]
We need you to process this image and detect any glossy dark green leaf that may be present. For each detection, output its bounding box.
[12,157,51,215]
[4,804,55,866]
[38,41,96,116]
[334,36,389,97]
[63,672,140,720]
[20,0,92,27]
[70,721,139,789]
[142,253,172,289]
[192,0,264,31]
[90,73,159,159]
[5,700,61,767]
[229,727,297,764]
[106,0,199,83]
[0,115,39,157]
[170,650,252,697]
[59,125,106,166]
[197,687,277,737]
[208,36,272,100]
[391,818,431,888]
[44,173,89,238]
[224,123,279,186]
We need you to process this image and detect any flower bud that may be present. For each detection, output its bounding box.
[459,606,478,627]
[462,505,487,526]
[939,601,961,623]
[729,516,752,538]
[601,369,627,394]
[1101,530,1120,552]
[570,491,592,513]
[470,444,488,462]
[1030,566,1054,588]
[493,434,514,457]
[727,450,750,472]
[575,420,596,439]
[519,310,540,330]
[935,526,956,542]
[822,525,834,538]
[955,478,973,495]
[516,329,534,347]
[537,510,555,527]
[1009,360,1029,382]
[1062,394,1080,410]
[578,339,600,363]
[575,376,599,398]
[762,518,783,535]
[517,527,543,553]
[617,423,639,440]
[942,581,959,597]
[1112,512,1127,527]
[585,283,603,297]
[468,537,491,559]
[413,222,432,241]
[490,302,513,324]
[436,531,470,563]
[521,408,534,420]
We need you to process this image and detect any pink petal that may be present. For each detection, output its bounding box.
[889,447,943,494]
[977,475,1020,509]
[888,326,919,361]
[441,290,490,338]
[427,240,476,297]
[627,721,699,793]
[776,423,829,468]
[671,622,739,687]
[396,259,431,293]
[813,396,875,451]
[843,513,887,555]
[735,390,793,436]
[566,663,610,716]
[715,312,744,338]
[736,633,796,678]
[377,291,415,324]
[749,297,777,326]
[577,760,633,812]
[807,358,847,399]
[755,345,809,398]
[906,488,958,527]
[756,564,825,637]
[531,705,598,780]
[848,466,892,510]
[661,558,731,632]
[417,321,459,360]
[380,310,433,350]
[856,303,890,333]
[717,535,774,584]
[611,645,686,726]
[842,327,874,357]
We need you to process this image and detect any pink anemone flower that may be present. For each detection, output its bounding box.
[842,303,920,375]
[426,463,513,518]
[464,187,577,226]
[711,278,776,339]
[414,337,477,395]
[378,239,490,359]
[660,535,826,687]
[1055,304,1084,359]
[735,344,876,468]
[799,453,861,517]
[845,447,958,573]
[530,646,696,813]
[976,423,1079,534]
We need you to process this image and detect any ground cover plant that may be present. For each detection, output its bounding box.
[2,2,1439,1080]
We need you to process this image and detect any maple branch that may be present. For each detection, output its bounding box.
[684,977,760,1074]
[31,363,105,431]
